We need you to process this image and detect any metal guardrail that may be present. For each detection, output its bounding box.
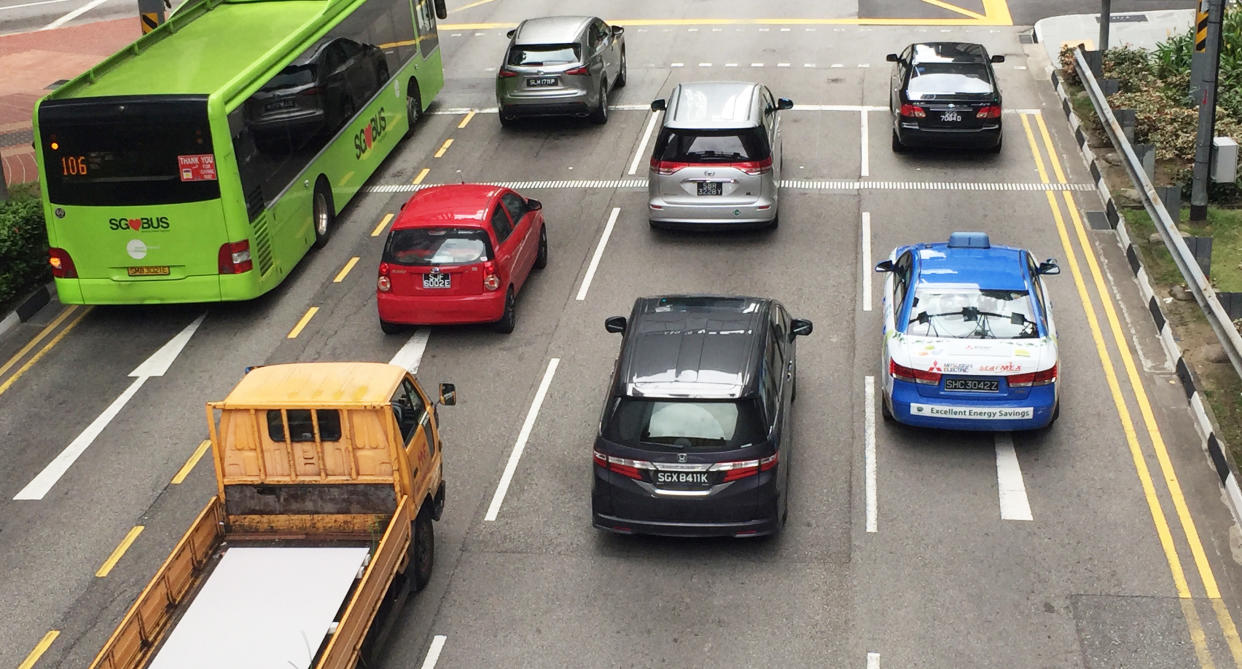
[1074,46,1242,380]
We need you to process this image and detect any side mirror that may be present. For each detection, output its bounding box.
[612,25,624,37]
[790,318,813,339]
[526,198,543,211]
[506,28,515,39]
[1037,259,1061,275]
[991,54,1005,63]
[777,97,794,110]
[886,53,899,63]
[650,99,666,112]
[433,0,447,20]
[604,316,627,334]
[438,383,457,406]
[874,259,895,273]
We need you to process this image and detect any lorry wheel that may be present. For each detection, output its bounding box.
[412,510,434,591]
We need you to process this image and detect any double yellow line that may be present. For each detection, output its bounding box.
[1021,112,1242,668]
[0,304,91,398]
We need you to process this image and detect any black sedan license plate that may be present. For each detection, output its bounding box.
[526,77,558,87]
[696,182,723,196]
[944,378,999,392]
[422,273,451,289]
[940,110,963,123]
[655,471,711,486]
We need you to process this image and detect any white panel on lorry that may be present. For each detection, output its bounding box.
[151,546,370,669]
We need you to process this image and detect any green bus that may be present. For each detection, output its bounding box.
[34,0,447,304]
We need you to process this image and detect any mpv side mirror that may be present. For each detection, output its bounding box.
[506,29,516,38]
[777,97,794,110]
[650,99,666,112]
[791,319,813,339]
[886,53,899,63]
[612,25,624,36]
[874,259,895,273]
[526,198,543,211]
[1037,258,1061,275]
[438,383,457,406]
[604,316,627,333]
[991,54,1005,63]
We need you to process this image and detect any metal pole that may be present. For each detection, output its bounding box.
[1190,0,1226,222]
[1099,0,1111,53]
[137,0,166,34]
[1191,0,1210,99]
[0,156,9,203]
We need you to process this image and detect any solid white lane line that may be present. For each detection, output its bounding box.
[389,330,430,374]
[1,0,67,11]
[420,635,447,669]
[129,314,204,378]
[865,375,878,533]
[575,207,620,301]
[15,377,147,500]
[860,109,870,177]
[42,0,107,29]
[867,652,881,669]
[485,358,559,521]
[861,212,872,312]
[995,433,1033,521]
[628,112,659,175]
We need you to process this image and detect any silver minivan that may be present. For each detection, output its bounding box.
[648,81,792,229]
[496,16,626,126]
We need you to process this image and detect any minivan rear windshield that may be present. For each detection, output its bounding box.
[654,128,769,163]
[508,44,580,66]
[383,228,494,266]
[603,398,766,450]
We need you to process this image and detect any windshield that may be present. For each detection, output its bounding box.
[655,128,769,163]
[603,398,766,450]
[904,287,1039,339]
[508,44,580,66]
[39,96,220,206]
[908,63,993,95]
[383,228,493,266]
[262,65,316,91]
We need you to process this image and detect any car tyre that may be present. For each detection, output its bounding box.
[891,129,905,153]
[534,225,548,269]
[380,319,403,335]
[881,395,894,422]
[311,178,334,249]
[499,110,516,128]
[590,83,609,124]
[989,133,1003,154]
[411,509,434,591]
[768,214,779,230]
[616,49,627,88]
[494,287,516,333]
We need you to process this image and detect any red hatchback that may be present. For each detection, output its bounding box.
[377,184,548,334]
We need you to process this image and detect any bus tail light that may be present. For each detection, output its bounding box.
[217,240,253,274]
[377,262,391,292]
[899,104,926,118]
[1008,364,1057,388]
[483,261,500,291]
[49,247,77,279]
[889,359,941,385]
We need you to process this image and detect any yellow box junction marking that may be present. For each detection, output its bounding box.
[434,138,454,158]
[18,631,59,669]
[96,526,144,578]
[919,0,985,21]
[371,213,394,237]
[287,307,319,339]
[171,440,211,484]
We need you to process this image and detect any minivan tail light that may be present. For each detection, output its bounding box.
[594,452,652,480]
[889,359,941,385]
[564,66,589,76]
[716,458,760,482]
[49,247,77,279]
[899,103,926,118]
[1007,364,1057,388]
[217,240,252,274]
[482,261,500,291]
[734,157,773,175]
[651,158,685,175]
[976,105,1002,119]
[377,261,391,292]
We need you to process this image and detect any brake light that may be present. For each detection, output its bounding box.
[713,458,758,482]
[217,240,252,274]
[482,261,500,291]
[377,262,391,292]
[48,247,77,279]
[735,157,773,175]
[899,103,926,118]
[651,158,772,175]
[593,451,651,480]
[651,158,684,175]
[889,359,941,385]
[976,105,1002,119]
[498,68,517,78]
[1007,364,1057,388]
[564,66,589,76]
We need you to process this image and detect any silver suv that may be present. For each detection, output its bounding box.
[496,16,626,126]
[648,82,792,229]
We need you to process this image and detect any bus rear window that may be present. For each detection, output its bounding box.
[383,228,493,266]
[39,96,220,206]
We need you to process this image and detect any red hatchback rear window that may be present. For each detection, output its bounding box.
[384,228,494,266]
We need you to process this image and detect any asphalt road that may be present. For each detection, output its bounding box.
[3,0,1241,668]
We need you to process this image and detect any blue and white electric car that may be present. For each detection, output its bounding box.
[875,232,1061,431]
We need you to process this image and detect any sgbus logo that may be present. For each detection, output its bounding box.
[354,107,388,159]
[109,216,170,231]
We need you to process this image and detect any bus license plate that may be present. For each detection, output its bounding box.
[127,266,170,276]
[526,77,558,87]
[696,182,723,196]
[422,273,451,289]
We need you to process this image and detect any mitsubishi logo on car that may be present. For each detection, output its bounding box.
[677,453,687,463]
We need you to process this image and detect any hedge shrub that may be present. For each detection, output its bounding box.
[0,186,50,311]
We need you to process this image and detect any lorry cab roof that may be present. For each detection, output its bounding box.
[217,362,407,408]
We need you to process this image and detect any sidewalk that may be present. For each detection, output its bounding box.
[0,17,136,187]
[1033,8,1195,65]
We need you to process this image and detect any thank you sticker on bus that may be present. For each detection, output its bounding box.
[178,154,217,182]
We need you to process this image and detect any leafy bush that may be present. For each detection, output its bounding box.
[0,187,50,310]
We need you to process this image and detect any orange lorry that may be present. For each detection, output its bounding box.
[91,362,455,669]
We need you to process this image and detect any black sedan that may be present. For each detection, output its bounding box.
[887,42,1005,153]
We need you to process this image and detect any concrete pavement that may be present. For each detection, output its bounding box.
[1034,8,1196,65]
